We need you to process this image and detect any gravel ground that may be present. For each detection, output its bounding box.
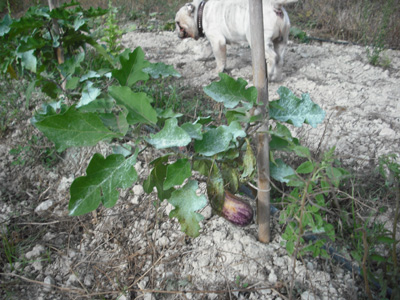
[0,28,399,300]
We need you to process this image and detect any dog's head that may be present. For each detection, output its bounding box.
[175,3,199,40]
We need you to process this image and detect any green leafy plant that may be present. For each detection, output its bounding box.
[1,1,329,242]
[290,26,309,43]
[0,1,110,100]
[100,0,124,57]
[278,146,347,258]
[1,226,17,271]
[30,59,325,238]
[364,0,393,67]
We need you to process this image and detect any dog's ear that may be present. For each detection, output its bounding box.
[185,3,195,15]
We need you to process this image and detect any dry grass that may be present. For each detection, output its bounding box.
[4,0,399,49]
[290,0,400,49]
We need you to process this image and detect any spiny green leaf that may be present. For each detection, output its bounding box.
[69,152,138,216]
[73,17,86,31]
[221,164,239,193]
[241,139,256,181]
[17,37,46,52]
[158,108,183,119]
[59,52,85,77]
[146,118,191,149]
[17,50,37,73]
[0,14,12,36]
[77,96,115,113]
[112,47,150,86]
[181,122,202,140]
[164,159,192,190]
[143,156,175,201]
[270,122,300,150]
[109,85,157,125]
[77,81,101,108]
[168,180,207,237]
[80,70,101,82]
[208,163,225,213]
[227,121,246,141]
[194,116,212,125]
[270,87,325,128]
[193,159,212,177]
[194,126,232,156]
[203,73,257,108]
[85,37,115,66]
[143,62,181,79]
[270,158,296,183]
[66,77,80,90]
[194,122,245,156]
[32,106,121,152]
[98,110,129,135]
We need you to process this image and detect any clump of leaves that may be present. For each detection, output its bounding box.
[1,1,331,242]
[363,0,393,67]
[100,0,124,57]
[279,146,348,258]
[290,26,309,43]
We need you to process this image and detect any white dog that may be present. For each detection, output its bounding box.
[175,0,297,81]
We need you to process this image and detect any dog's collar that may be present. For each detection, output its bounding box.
[197,1,206,38]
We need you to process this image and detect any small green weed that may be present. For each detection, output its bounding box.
[279,147,346,259]
[101,1,124,57]
[290,26,309,43]
[1,227,17,271]
[364,0,393,67]
[0,78,26,136]
[235,275,249,289]
[9,135,58,169]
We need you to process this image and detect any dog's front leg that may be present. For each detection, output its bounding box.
[264,39,278,81]
[208,33,227,73]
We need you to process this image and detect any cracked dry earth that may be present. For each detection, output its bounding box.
[1,28,400,300]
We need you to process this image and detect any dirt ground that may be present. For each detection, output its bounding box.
[0,28,399,299]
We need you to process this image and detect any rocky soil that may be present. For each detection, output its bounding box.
[0,29,399,300]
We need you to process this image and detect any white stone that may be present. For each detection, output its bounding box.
[32,260,43,271]
[57,177,73,192]
[156,236,170,247]
[379,127,395,137]
[84,274,93,286]
[34,200,54,213]
[133,184,144,195]
[26,244,45,259]
[200,205,213,220]
[212,230,227,243]
[301,291,321,300]
[44,276,55,291]
[66,273,78,286]
[274,257,285,267]
[268,270,277,284]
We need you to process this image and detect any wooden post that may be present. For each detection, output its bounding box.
[249,0,271,243]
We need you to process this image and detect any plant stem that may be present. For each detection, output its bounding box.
[393,181,399,269]
[391,181,399,300]
[361,229,373,300]
[289,180,310,299]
